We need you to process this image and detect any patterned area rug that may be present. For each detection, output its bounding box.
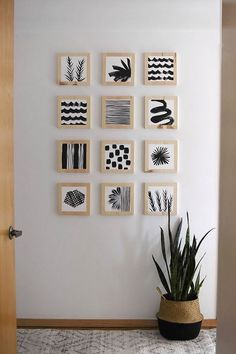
[17,329,216,354]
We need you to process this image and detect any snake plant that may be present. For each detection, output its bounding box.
[152,206,214,301]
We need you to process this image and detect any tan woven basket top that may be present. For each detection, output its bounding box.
[157,297,203,324]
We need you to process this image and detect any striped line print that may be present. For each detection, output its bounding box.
[105,99,131,125]
[108,186,130,211]
[148,56,174,82]
[61,100,87,125]
[61,143,87,170]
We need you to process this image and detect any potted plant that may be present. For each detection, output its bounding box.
[152,207,214,340]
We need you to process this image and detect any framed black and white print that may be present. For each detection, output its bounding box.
[144,183,177,216]
[102,53,135,86]
[101,183,134,216]
[101,140,134,173]
[102,96,134,129]
[57,96,91,128]
[145,96,178,129]
[58,183,90,215]
[144,140,178,173]
[58,140,90,173]
[57,53,90,85]
[144,52,177,85]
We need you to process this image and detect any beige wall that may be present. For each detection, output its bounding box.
[217,3,236,354]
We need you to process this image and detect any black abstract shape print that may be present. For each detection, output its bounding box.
[150,100,174,126]
[64,190,85,208]
[108,58,131,82]
[151,146,170,166]
[105,144,131,171]
[148,56,174,82]
[108,186,131,212]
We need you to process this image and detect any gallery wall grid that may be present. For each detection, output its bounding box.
[56,51,179,216]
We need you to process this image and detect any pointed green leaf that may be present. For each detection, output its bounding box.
[152,255,170,294]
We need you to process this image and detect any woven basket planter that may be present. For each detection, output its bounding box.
[157,295,203,340]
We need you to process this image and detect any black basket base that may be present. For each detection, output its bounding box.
[158,318,202,341]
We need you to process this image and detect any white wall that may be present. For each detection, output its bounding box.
[14,0,221,319]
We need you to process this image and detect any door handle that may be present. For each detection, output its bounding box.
[9,226,22,240]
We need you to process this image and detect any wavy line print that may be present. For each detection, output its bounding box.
[148,76,174,81]
[148,57,174,63]
[61,101,87,108]
[148,63,173,69]
[148,70,174,76]
[61,121,87,125]
[61,108,87,114]
[61,115,87,121]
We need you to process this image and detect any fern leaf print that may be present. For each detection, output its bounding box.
[76,58,85,82]
[162,189,168,212]
[65,56,74,81]
[148,191,156,212]
[168,195,173,212]
[155,190,162,212]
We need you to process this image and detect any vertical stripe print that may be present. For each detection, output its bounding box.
[120,186,130,211]
[61,143,87,170]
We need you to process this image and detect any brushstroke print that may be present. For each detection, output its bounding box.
[151,146,170,166]
[108,186,130,211]
[64,190,85,208]
[148,56,175,82]
[104,143,132,171]
[61,100,88,126]
[150,100,174,126]
[105,99,131,126]
[108,58,131,82]
[148,189,173,213]
[61,143,87,170]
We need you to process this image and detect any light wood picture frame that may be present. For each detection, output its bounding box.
[101,183,134,216]
[57,53,90,85]
[144,52,177,85]
[144,140,178,173]
[145,96,178,129]
[144,182,177,216]
[58,183,90,215]
[102,96,134,129]
[101,140,134,174]
[57,96,91,128]
[57,140,90,173]
[102,53,135,86]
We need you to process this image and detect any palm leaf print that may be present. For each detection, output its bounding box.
[108,58,131,82]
